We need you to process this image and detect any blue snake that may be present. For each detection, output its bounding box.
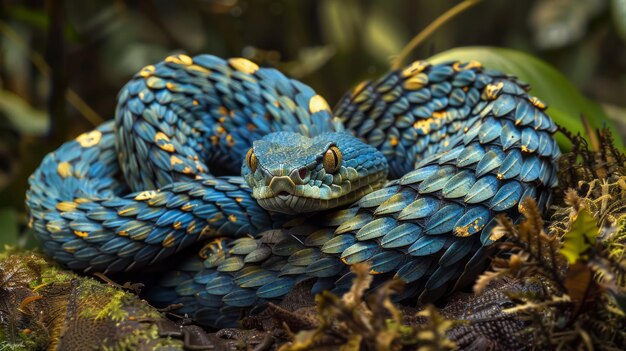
[26,54,560,328]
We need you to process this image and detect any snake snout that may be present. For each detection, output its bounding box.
[268,176,296,196]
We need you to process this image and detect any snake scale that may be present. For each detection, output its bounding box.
[26,54,560,328]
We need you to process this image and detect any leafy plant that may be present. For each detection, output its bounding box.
[278,263,457,351]
[474,128,626,350]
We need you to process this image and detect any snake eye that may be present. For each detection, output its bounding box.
[246,148,257,173]
[323,146,342,173]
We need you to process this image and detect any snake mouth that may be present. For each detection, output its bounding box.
[254,173,387,214]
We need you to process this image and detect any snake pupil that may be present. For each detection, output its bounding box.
[246,148,257,173]
[323,146,342,173]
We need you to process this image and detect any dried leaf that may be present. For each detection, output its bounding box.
[416,305,456,351]
[342,262,372,307]
[564,261,601,311]
[474,270,507,295]
[279,329,319,351]
[339,334,362,351]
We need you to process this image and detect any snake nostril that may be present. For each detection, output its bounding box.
[298,167,307,180]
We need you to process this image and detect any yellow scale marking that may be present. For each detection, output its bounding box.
[228,57,259,74]
[135,190,157,201]
[308,95,331,113]
[57,162,72,178]
[187,221,196,234]
[401,60,430,77]
[403,73,428,90]
[118,207,136,216]
[170,155,184,167]
[413,111,447,134]
[165,54,193,66]
[528,96,546,110]
[139,65,155,78]
[56,201,77,212]
[154,132,175,152]
[73,230,89,238]
[455,217,485,237]
[46,223,62,233]
[483,82,504,101]
[226,134,235,147]
[76,130,102,148]
[166,82,179,92]
[208,213,224,223]
[389,136,399,147]
[452,60,482,72]
[182,203,196,211]
[187,64,211,75]
[162,234,176,248]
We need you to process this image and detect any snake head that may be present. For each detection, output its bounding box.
[242,131,388,214]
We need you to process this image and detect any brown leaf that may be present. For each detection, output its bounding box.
[564,260,602,311]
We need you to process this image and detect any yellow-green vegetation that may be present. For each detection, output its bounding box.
[2,129,625,350]
[560,208,599,264]
[607,215,626,268]
[0,251,188,351]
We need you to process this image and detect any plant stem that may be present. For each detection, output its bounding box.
[391,0,483,70]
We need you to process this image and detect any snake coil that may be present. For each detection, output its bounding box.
[27,54,560,328]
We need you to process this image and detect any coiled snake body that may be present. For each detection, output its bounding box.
[26,54,560,328]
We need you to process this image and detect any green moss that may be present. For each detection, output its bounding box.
[0,252,189,350]
[0,328,41,351]
[101,324,184,351]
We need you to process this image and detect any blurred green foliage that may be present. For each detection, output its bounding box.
[0,0,625,248]
[0,209,18,247]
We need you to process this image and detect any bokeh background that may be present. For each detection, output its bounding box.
[0,0,625,246]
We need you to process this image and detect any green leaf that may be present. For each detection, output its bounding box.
[427,47,623,151]
[612,0,626,41]
[0,207,19,248]
[0,90,48,135]
[560,209,599,264]
[321,0,362,53]
[363,4,407,64]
